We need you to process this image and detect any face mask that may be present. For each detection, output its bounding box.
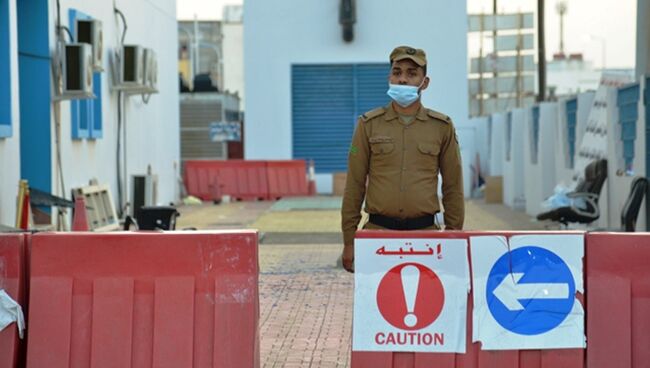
[387,80,424,107]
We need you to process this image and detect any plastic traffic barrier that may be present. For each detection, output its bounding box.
[352,230,585,368]
[266,160,308,199]
[0,234,26,368]
[25,231,259,368]
[184,160,268,201]
[586,232,650,368]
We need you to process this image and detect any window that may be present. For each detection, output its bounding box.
[0,0,11,138]
[616,83,640,171]
[69,9,102,140]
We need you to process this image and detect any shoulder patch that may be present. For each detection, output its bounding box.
[427,109,452,124]
[360,107,386,122]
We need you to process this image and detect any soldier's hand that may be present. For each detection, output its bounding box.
[342,244,354,273]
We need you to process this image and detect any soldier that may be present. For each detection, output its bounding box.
[341,46,465,273]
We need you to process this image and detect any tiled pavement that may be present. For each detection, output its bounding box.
[259,244,352,368]
[176,197,546,367]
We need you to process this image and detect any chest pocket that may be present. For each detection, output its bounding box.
[416,143,441,171]
[369,136,395,155]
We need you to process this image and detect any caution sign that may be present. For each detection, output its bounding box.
[353,237,469,353]
[470,234,585,350]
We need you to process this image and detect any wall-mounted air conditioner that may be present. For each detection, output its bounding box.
[143,48,158,93]
[110,45,159,96]
[55,43,95,100]
[121,45,144,87]
[76,19,103,71]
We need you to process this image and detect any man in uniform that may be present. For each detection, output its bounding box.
[340,46,464,272]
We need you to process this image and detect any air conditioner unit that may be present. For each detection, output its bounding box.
[143,48,158,93]
[130,174,157,218]
[120,45,144,87]
[57,43,95,100]
[76,19,103,71]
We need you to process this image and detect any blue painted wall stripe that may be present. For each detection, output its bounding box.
[18,0,51,192]
[565,98,578,168]
[531,105,540,164]
[0,0,11,137]
[617,83,640,169]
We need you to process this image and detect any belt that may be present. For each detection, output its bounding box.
[369,214,435,230]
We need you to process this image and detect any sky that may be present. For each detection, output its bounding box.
[177,0,638,69]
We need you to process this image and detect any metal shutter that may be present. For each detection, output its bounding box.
[180,94,227,161]
[292,64,390,173]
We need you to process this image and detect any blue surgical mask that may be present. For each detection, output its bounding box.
[387,81,424,107]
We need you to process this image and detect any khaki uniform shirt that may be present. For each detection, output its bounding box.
[341,103,465,246]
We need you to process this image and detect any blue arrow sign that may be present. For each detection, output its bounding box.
[486,246,576,335]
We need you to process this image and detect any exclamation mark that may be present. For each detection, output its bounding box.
[401,265,420,327]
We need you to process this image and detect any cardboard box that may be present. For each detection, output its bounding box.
[333,172,347,196]
[484,176,503,204]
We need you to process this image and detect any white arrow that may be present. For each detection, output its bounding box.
[493,273,570,311]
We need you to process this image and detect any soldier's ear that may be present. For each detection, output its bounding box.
[420,76,430,91]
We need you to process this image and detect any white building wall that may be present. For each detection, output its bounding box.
[488,112,505,176]
[606,79,647,231]
[555,98,571,187]
[472,116,490,179]
[0,0,20,226]
[244,0,468,160]
[52,0,180,216]
[455,121,477,198]
[555,92,596,189]
[574,92,597,159]
[222,21,244,109]
[523,103,558,217]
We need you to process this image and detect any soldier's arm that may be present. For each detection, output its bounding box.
[439,121,465,230]
[341,119,370,246]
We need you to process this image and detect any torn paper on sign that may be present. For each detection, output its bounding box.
[0,289,25,339]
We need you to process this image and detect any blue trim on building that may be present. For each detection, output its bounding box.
[18,0,51,192]
[531,105,540,164]
[0,0,11,138]
[565,98,578,168]
[616,83,640,170]
[69,9,103,140]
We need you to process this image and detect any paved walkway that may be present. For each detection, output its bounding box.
[176,197,546,367]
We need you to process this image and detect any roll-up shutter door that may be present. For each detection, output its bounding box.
[292,64,390,173]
